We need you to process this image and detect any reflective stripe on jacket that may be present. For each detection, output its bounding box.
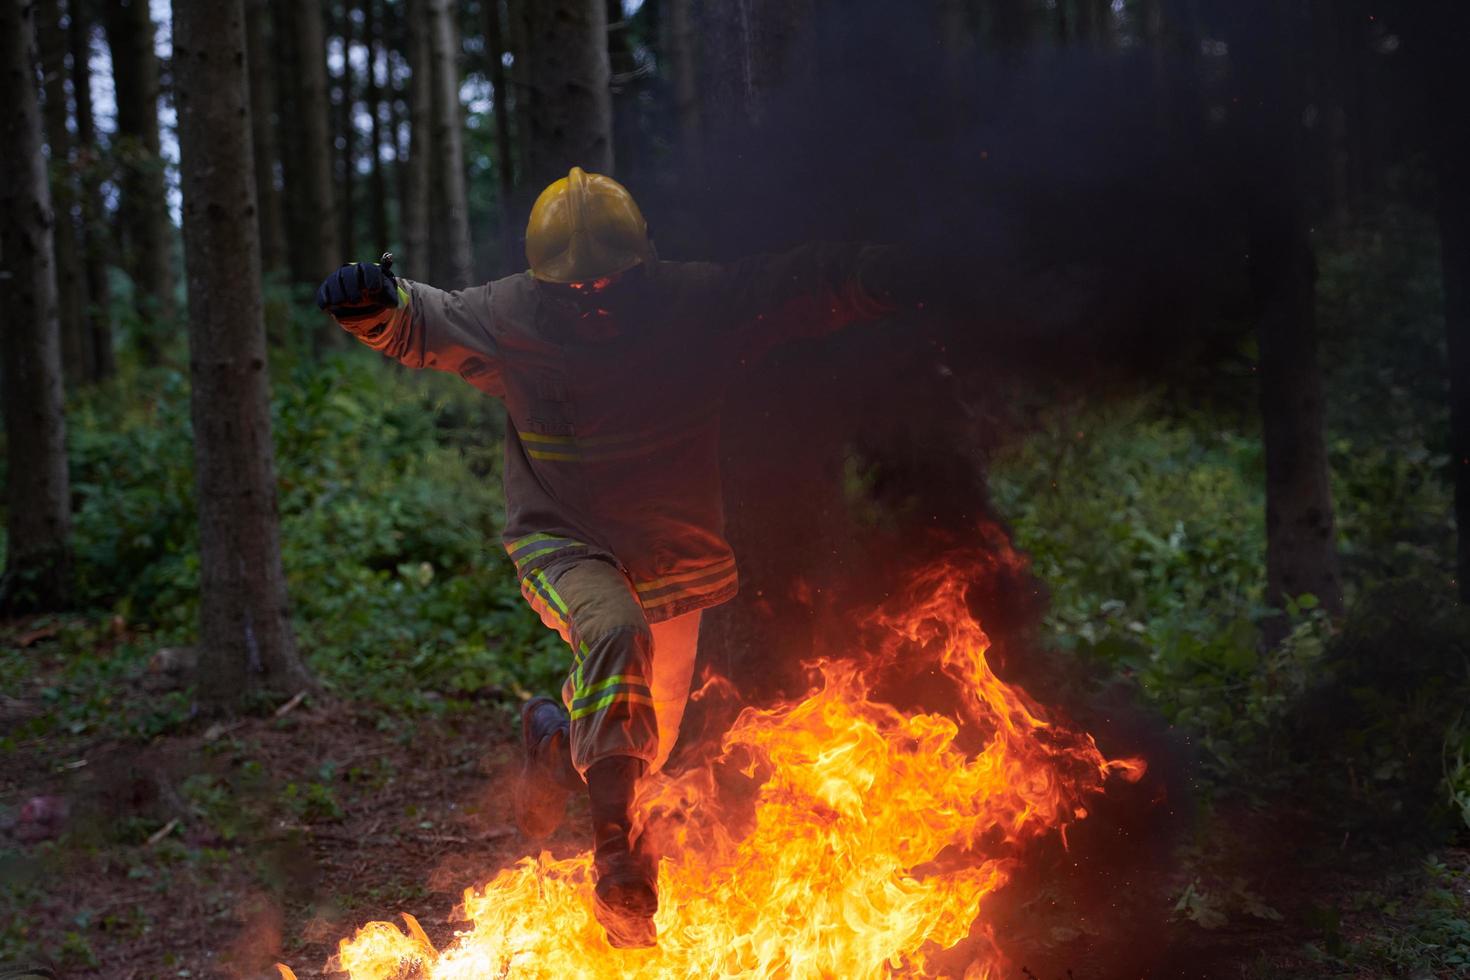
[339,244,894,622]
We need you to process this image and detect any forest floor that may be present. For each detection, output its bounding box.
[2,616,1467,980]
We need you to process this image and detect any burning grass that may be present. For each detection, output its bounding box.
[282,552,1144,978]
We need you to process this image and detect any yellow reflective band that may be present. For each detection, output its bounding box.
[518,431,577,444]
[574,672,646,701]
[635,557,738,594]
[569,688,656,721]
[531,570,568,614]
[526,449,581,462]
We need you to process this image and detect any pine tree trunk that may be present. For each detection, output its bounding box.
[245,0,288,277]
[244,0,287,277]
[364,0,390,251]
[70,2,115,381]
[402,0,431,278]
[1232,1,1344,623]
[425,0,472,286]
[1425,2,1470,602]
[336,0,358,261]
[274,0,339,285]
[483,0,516,272]
[0,0,72,612]
[525,0,612,189]
[663,0,700,162]
[173,0,312,709]
[606,0,640,181]
[101,0,175,361]
[507,0,534,191]
[271,0,305,277]
[36,0,89,387]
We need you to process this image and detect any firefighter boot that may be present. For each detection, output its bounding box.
[513,697,583,839]
[587,756,657,948]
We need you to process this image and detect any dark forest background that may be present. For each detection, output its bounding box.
[1,0,1468,976]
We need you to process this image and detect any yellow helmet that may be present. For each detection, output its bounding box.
[525,167,655,283]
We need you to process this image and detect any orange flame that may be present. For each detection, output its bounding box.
[297,552,1144,979]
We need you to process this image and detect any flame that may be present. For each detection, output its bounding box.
[296,552,1144,979]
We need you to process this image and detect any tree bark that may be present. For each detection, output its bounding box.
[274,0,339,285]
[425,0,472,286]
[1423,1,1470,601]
[507,0,534,190]
[525,0,612,189]
[364,0,390,251]
[335,0,359,260]
[100,0,175,361]
[69,0,115,381]
[36,0,89,387]
[1231,1,1344,622]
[0,0,72,612]
[402,0,430,278]
[483,0,515,272]
[245,0,288,277]
[172,0,312,708]
[663,0,700,163]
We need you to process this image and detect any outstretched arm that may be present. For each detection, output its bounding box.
[317,261,502,394]
[717,242,900,356]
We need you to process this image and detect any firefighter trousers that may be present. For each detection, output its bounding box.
[526,556,701,774]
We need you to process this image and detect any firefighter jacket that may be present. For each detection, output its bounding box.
[336,243,895,625]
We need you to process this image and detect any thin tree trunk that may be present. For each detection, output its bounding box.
[70,1,114,381]
[101,0,175,362]
[245,0,288,277]
[271,0,305,279]
[526,0,612,189]
[37,0,89,387]
[173,0,312,708]
[425,0,472,286]
[1424,1,1470,601]
[275,0,339,285]
[483,0,515,272]
[507,0,534,191]
[664,0,699,163]
[607,0,639,180]
[364,0,390,250]
[402,0,430,278]
[1444,175,1470,604]
[336,0,358,261]
[1233,0,1344,623]
[0,0,72,612]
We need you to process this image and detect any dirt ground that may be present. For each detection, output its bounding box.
[2,632,1466,979]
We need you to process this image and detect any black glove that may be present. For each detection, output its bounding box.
[315,260,399,322]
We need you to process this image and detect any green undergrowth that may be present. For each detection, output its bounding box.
[20,317,564,727]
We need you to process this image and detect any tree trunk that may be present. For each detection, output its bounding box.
[336,0,358,261]
[245,0,288,277]
[425,0,472,286]
[663,0,699,162]
[0,0,72,612]
[525,0,612,189]
[100,0,175,362]
[172,0,312,709]
[364,0,390,251]
[507,0,534,191]
[1424,1,1470,602]
[1232,1,1344,623]
[606,0,640,182]
[483,0,516,272]
[274,0,339,285]
[402,0,430,278]
[69,1,115,381]
[36,0,89,387]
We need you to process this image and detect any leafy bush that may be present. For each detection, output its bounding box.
[58,343,565,712]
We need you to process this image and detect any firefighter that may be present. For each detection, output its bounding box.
[317,167,899,948]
